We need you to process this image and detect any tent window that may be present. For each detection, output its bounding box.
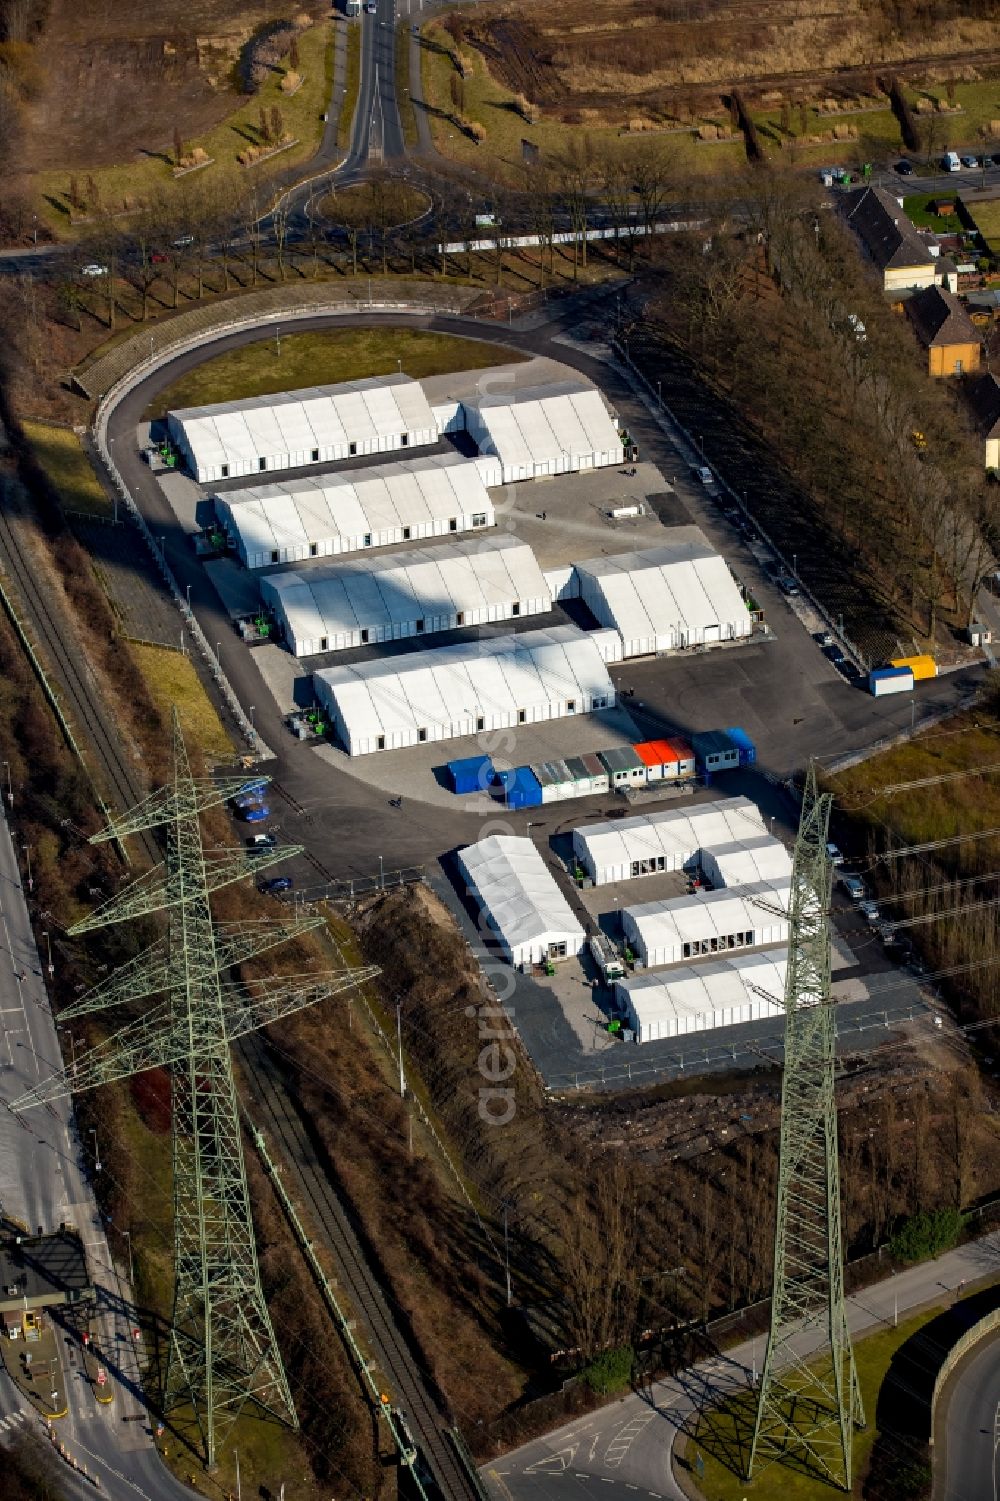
[683,942,691,959]
[449,517,458,532]
[360,629,370,644]
[220,464,229,478]
[476,716,485,732]
[517,709,526,724]
[415,618,425,633]
[377,735,386,751]
[401,433,409,446]
[456,612,465,626]
[631,861,640,877]
[417,727,427,743]
[472,512,487,527]
[270,550,279,563]
[311,448,320,462]
[258,457,267,471]
[512,602,521,617]
[402,526,411,540]
[363,533,372,548]
[566,698,576,713]
[319,637,328,651]
[349,442,357,456]
[310,543,318,557]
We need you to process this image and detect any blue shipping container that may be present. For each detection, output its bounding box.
[497,767,543,810]
[446,755,495,795]
[723,726,757,766]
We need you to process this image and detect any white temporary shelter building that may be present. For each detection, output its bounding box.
[572,796,767,887]
[215,453,496,569]
[168,373,439,484]
[701,836,793,891]
[575,529,753,656]
[622,880,791,968]
[458,835,586,968]
[261,536,551,658]
[614,951,788,1043]
[462,381,624,484]
[314,623,617,755]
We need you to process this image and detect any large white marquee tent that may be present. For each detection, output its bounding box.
[572,796,768,887]
[313,622,617,755]
[462,381,624,484]
[168,373,439,484]
[622,880,791,968]
[215,453,496,569]
[575,529,753,657]
[458,835,586,969]
[261,536,551,658]
[615,951,788,1043]
[701,836,793,892]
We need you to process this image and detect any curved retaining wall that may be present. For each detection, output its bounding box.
[929,1303,1000,1444]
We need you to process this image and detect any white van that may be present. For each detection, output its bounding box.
[942,151,961,172]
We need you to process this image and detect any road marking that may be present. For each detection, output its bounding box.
[526,1444,578,1473]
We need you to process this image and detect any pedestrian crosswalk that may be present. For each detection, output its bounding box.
[0,1407,29,1435]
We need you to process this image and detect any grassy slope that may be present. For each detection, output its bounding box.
[689,1308,939,1499]
[145,326,528,415]
[35,25,334,236]
[21,421,110,518]
[338,21,362,149]
[129,643,233,762]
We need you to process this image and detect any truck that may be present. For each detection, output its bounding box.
[345,0,362,14]
[589,932,626,984]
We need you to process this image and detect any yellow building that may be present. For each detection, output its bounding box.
[906,286,982,378]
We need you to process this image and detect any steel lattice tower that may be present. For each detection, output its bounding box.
[14,713,379,1468]
[747,764,864,1492]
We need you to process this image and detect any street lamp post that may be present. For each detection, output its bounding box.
[123,1229,134,1287]
[503,1203,512,1308]
[378,853,384,889]
[2,760,12,807]
[23,842,32,893]
[44,931,54,979]
[90,1128,101,1173]
[186,584,192,609]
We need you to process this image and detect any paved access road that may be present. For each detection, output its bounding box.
[0,801,193,1501]
[482,1234,1000,1501]
[938,1331,1000,1501]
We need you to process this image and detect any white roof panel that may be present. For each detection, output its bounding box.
[459,835,585,955]
[576,528,751,640]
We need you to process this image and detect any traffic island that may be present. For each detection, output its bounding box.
[0,1322,69,1420]
[81,1334,116,1405]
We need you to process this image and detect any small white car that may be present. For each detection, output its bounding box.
[80,263,108,277]
[825,842,844,866]
[694,465,715,486]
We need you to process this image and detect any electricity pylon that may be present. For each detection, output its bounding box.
[13,713,379,1469]
[747,764,864,1491]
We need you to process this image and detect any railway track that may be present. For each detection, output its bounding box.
[239,1032,482,1501]
[0,498,160,868]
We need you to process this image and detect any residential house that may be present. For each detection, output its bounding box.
[905,285,982,377]
[966,373,1000,471]
[842,186,938,293]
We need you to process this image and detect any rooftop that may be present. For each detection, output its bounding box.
[905,285,981,348]
[0,1230,91,1310]
[966,373,1000,439]
[842,186,936,273]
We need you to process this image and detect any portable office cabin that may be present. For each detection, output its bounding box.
[565,755,608,797]
[458,834,586,968]
[615,951,788,1043]
[498,767,543,809]
[889,654,938,681]
[574,531,753,658]
[169,373,439,484]
[692,730,740,775]
[622,880,791,968]
[633,738,696,781]
[722,727,756,766]
[462,381,624,484]
[869,666,914,697]
[447,755,494,795]
[214,453,496,569]
[313,624,617,755]
[572,795,766,887]
[260,535,551,657]
[599,746,647,789]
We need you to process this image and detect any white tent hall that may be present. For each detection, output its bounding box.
[614,951,789,1043]
[622,880,791,968]
[701,836,793,891]
[572,796,767,887]
[261,536,551,658]
[574,529,753,657]
[462,381,624,484]
[313,622,617,755]
[458,835,586,969]
[215,453,495,569]
[168,373,439,484]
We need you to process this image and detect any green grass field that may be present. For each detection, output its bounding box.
[686,1309,939,1499]
[338,21,362,149]
[904,192,962,231]
[966,196,1000,254]
[21,419,110,518]
[129,643,233,762]
[145,326,527,416]
[36,24,334,238]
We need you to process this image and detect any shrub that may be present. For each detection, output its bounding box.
[889,1208,963,1264]
[582,1346,633,1395]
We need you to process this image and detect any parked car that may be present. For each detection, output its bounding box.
[894,159,914,176]
[777,575,800,596]
[247,832,277,849]
[693,465,715,486]
[942,151,961,172]
[823,644,846,665]
[80,263,108,277]
[840,872,866,901]
[240,805,271,823]
[859,899,880,925]
[173,235,194,248]
[261,875,293,894]
[961,155,979,169]
[993,155,1000,168]
[837,659,862,682]
[365,0,377,11]
[233,793,266,811]
[818,631,835,647]
[825,842,844,866]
